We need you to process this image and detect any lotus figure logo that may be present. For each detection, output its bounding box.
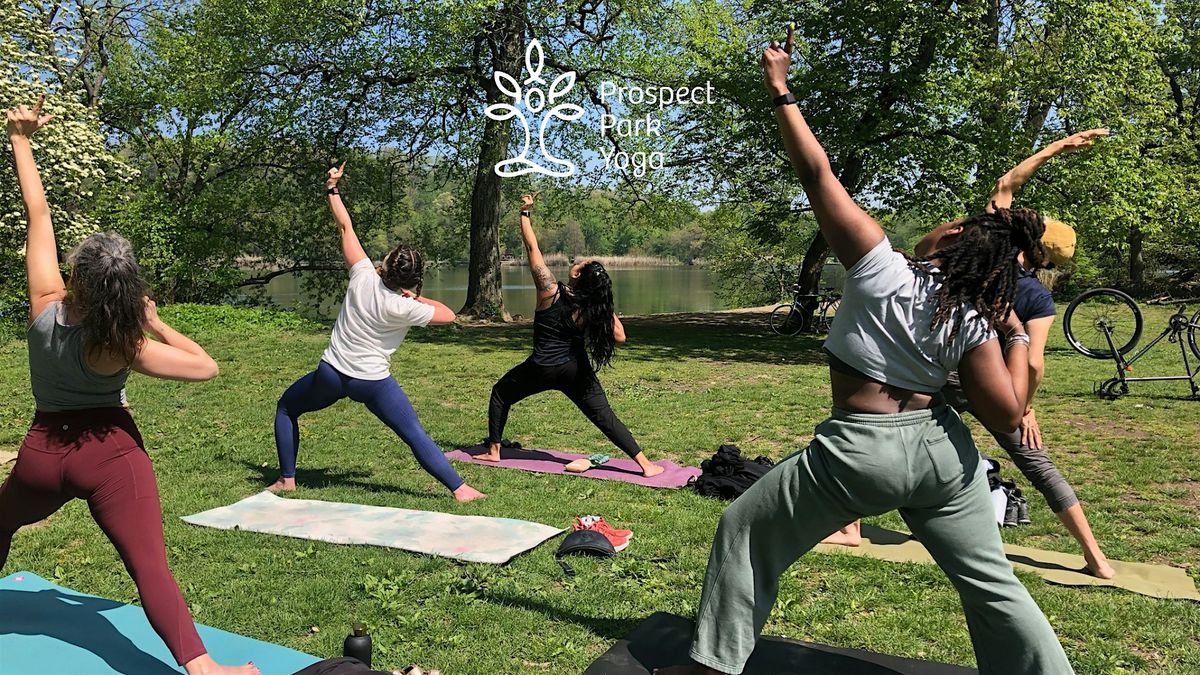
[486,39,584,177]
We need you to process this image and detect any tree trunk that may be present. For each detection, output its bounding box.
[461,2,525,320]
[1129,218,1146,293]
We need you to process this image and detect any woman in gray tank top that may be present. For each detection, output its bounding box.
[0,98,258,675]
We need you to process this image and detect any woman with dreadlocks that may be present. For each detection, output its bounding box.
[657,28,1073,675]
[823,129,1116,582]
[475,192,665,478]
[267,163,485,502]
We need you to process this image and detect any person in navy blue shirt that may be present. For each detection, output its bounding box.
[935,130,1115,578]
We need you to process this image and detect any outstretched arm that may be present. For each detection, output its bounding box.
[519,192,558,309]
[325,163,369,268]
[988,128,1109,210]
[763,26,884,269]
[7,96,64,320]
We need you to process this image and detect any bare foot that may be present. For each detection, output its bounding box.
[641,463,666,478]
[184,654,260,675]
[265,477,295,493]
[1085,553,1116,579]
[475,444,502,462]
[821,522,862,547]
[453,484,487,502]
[632,452,666,478]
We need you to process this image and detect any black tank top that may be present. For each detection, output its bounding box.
[532,284,585,366]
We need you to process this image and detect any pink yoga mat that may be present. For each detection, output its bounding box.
[447,446,701,488]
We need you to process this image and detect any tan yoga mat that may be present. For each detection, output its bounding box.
[813,525,1200,601]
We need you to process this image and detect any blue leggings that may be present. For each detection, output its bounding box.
[274,361,464,492]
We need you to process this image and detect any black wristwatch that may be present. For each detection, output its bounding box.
[327,186,340,196]
[520,210,531,217]
[772,92,796,108]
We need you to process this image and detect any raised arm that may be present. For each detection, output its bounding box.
[325,162,368,268]
[762,26,884,269]
[7,96,65,320]
[988,128,1109,210]
[518,192,558,309]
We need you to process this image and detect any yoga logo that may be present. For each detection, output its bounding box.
[486,39,584,178]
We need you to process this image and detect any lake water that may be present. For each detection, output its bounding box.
[261,265,725,318]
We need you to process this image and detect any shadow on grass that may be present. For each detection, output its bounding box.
[240,461,444,501]
[420,312,830,366]
[481,590,642,641]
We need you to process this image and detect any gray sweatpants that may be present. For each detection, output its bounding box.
[942,380,1078,513]
[689,406,1073,675]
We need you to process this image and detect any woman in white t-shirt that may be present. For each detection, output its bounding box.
[657,28,1073,675]
[266,163,484,502]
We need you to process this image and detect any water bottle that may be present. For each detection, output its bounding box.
[343,623,372,668]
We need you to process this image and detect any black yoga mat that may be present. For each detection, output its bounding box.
[585,612,977,675]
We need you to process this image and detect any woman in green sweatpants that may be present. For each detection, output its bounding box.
[659,27,1074,675]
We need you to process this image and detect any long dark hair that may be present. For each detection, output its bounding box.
[910,206,1046,338]
[378,243,424,294]
[568,261,617,368]
[67,232,149,365]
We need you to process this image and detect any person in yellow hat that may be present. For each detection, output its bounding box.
[823,128,1115,579]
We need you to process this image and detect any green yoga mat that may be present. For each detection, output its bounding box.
[813,525,1200,601]
[0,571,320,674]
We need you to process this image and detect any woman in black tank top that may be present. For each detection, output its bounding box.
[474,194,665,478]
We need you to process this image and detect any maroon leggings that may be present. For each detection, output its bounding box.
[0,408,206,665]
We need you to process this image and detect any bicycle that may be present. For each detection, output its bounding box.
[769,285,842,336]
[1062,287,1200,399]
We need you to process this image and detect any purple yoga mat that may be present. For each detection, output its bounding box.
[447,446,701,489]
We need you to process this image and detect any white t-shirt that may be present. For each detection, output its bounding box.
[823,237,995,393]
[322,259,436,380]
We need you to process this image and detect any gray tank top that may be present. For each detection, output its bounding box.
[28,301,129,411]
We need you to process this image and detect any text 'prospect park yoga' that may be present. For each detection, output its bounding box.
[2,3,1200,675]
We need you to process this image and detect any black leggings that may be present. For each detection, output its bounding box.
[487,358,643,459]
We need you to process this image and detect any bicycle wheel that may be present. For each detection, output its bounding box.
[1189,308,1200,361]
[815,297,841,333]
[770,304,805,336]
[1063,288,1143,359]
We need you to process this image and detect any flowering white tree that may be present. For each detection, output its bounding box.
[0,0,129,311]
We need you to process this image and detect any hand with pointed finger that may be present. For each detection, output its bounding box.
[6,94,54,139]
[326,161,346,188]
[1052,128,1109,156]
[761,23,795,96]
[520,191,540,209]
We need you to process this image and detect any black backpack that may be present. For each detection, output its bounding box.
[690,444,775,500]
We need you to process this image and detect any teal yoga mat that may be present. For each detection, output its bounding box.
[0,571,319,675]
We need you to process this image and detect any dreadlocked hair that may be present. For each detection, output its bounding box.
[566,261,617,369]
[378,243,424,295]
[909,206,1046,339]
[67,232,149,366]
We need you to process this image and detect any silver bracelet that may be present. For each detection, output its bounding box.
[1004,332,1031,353]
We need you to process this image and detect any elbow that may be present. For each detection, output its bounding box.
[614,334,626,344]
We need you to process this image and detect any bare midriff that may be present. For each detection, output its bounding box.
[830,368,937,414]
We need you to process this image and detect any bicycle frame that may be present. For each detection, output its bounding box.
[1097,306,1200,397]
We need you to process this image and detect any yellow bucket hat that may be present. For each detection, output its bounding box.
[1040,216,1076,268]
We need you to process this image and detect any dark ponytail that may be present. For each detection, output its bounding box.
[910,206,1046,337]
[568,261,617,368]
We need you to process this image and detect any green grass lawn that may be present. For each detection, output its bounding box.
[2,303,1198,674]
